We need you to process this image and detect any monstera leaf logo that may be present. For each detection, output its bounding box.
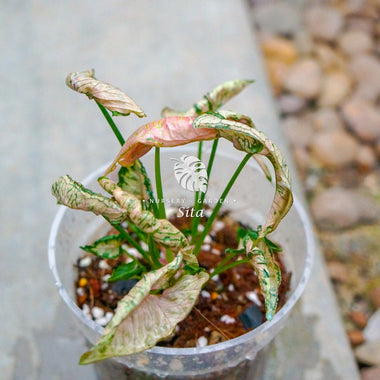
[172,155,208,193]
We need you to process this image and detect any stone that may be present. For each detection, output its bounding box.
[292,147,310,179]
[371,287,380,308]
[282,116,314,148]
[304,5,344,42]
[311,108,344,132]
[348,310,368,329]
[363,309,380,342]
[310,130,359,168]
[348,330,365,346]
[265,59,289,95]
[284,59,323,99]
[350,54,380,101]
[341,97,380,142]
[253,3,301,35]
[356,145,377,172]
[327,261,349,282]
[318,71,352,107]
[277,94,306,114]
[261,36,298,64]
[314,43,346,71]
[310,187,378,230]
[361,367,380,380]
[338,29,373,56]
[355,341,380,366]
[294,29,314,56]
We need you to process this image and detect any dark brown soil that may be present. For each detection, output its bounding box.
[74,209,291,348]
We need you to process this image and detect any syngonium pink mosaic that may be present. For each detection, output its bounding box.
[52,72,294,363]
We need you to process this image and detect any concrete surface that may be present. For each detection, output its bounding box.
[0,0,359,379]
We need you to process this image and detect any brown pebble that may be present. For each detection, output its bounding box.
[348,330,365,346]
[77,294,88,306]
[361,366,380,380]
[370,286,380,308]
[348,311,368,329]
[327,261,348,282]
[89,278,101,298]
[208,331,225,345]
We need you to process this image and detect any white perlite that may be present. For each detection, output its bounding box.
[98,260,110,269]
[220,315,235,324]
[213,221,224,231]
[196,336,208,347]
[246,291,262,306]
[78,256,91,267]
[91,306,104,319]
[201,290,211,298]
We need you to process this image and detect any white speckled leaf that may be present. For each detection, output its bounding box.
[243,237,281,321]
[80,254,209,364]
[81,235,123,259]
[51,175,127,223]
[194,113,293,234]
[98,177,198,265]
[66,69,145,117]
[161,79,254,117]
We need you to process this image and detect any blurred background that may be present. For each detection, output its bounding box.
[1,0,379,379]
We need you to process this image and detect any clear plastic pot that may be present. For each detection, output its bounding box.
[48,145,314,379]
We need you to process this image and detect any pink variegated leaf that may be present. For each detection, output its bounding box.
[79,253,209,364]
[66,69,146,117]
[105,116,218,174]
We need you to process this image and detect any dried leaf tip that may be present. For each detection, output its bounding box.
[65,69,146,118]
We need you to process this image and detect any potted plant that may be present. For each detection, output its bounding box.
[49,70,314,379]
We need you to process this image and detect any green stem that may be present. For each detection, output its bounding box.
[148,236,163,268]
[210,259,251,278]
[193,152,253,256]
[155,147,166,219]
[191,139,219,241]
[96,101,125,145]
[110,221,152,266]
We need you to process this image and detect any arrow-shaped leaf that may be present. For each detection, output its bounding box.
[80,253,209,364]
[51,175,127,223]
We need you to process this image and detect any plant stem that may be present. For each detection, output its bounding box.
[110,221,152,266]
[96,101,125,145]
[191,139,219,241]
[155,147,166,219]
[210,259,251,278]
[193,152,253,256]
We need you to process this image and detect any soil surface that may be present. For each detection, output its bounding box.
[74,209,291,348]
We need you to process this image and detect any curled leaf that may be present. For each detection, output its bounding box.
[118,161,152,202]
[194,112,293,234]
[80,254,209,364]
[66,69,146,117]
[161,79,254,117]
[81,234,123,259]
[51,175,127,223]
[98,177,198,265]
[105,116,217,174]
[240,234,281,321]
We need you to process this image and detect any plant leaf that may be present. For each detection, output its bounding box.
[80,254,209,364]
[107,261,143,282]
[243,237,281,321]
[118,161,151,201]
[98,177,198,265]
[51,175,127,223]
[161,79,254,117]
[66,69,146,117]
[80,234,123,259]
[172,154,208,193]
[194,112,293,235]
[104,116,218,174]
